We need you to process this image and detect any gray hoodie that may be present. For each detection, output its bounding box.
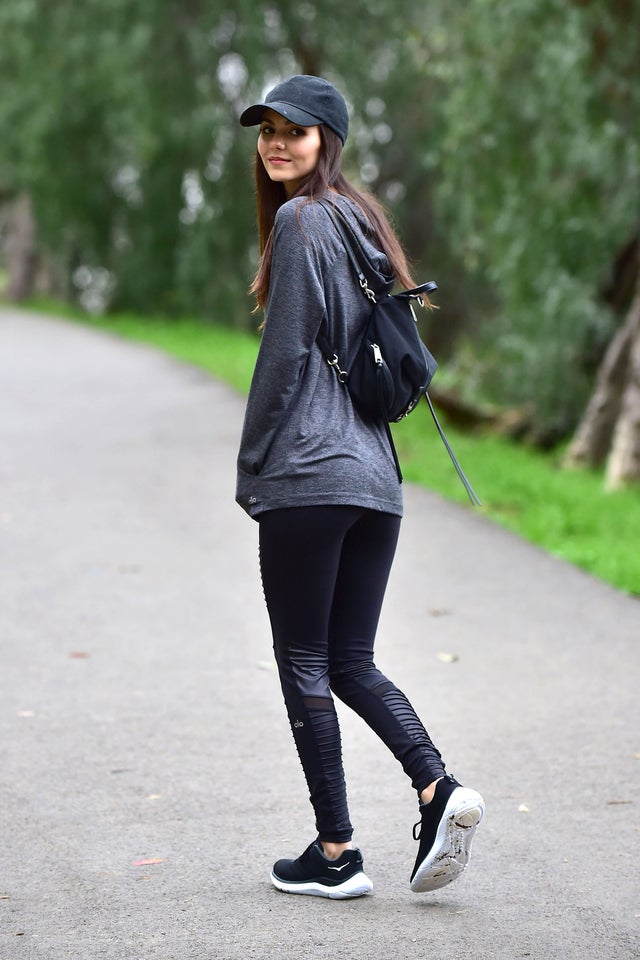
[236,194,403,520]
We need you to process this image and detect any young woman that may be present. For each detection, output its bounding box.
[236,75,484,899]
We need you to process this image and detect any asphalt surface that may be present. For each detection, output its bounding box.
[1,306,638,960]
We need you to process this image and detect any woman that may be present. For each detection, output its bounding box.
[236,75,484,899]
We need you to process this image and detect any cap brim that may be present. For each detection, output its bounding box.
[240,101,323,128]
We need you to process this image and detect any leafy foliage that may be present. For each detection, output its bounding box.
[421,0,639,433]
[1,0,638,436]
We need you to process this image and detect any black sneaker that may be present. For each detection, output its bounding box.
[410,774,484,893]
[270,840,373,899]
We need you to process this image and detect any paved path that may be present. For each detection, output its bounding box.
[1,307,638,960]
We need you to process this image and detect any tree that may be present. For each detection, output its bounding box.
[419,0,640,440]
[1,0,638,455]
[5,193,36,300]
[1,0,434,324]
[565,240,640,488]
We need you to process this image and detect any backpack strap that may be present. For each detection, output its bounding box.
[423,395,482,506]
[316,198,372,378]
[316,329,348,383]
[396,281,438,301]
[318,198,382,302]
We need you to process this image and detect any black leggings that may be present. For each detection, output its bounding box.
[259,505,445,843]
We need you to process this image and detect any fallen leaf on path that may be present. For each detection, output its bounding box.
[257,660,276,671]
[436,651,459,663]
[68,651,90,659]
[132,858,166,867]
[429,608,451,617]
[518,804,530,813]
[17,710,35,718]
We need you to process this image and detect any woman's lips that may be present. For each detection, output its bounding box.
[268,157,290,164]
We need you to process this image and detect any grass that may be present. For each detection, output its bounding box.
[395,416,640,594]
[22,299,640,597]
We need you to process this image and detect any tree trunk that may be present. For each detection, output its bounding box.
[564,249,640,486]
[605,279,640,489]
[6,193,37,301]
[563,313,633,467]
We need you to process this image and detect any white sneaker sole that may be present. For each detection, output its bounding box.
[410,787,485,893]
[270,870,373,900]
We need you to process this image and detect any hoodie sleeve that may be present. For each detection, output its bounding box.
[237,201,332,478]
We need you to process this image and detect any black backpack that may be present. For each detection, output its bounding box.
[316,199,480,505]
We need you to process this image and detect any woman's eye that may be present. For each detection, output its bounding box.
[259,125,305,137]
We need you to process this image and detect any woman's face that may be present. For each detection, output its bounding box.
[257,109,322,197]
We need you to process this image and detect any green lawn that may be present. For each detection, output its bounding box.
[27,302,640,597]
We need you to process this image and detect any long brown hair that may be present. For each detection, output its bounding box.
[250,126,419,310]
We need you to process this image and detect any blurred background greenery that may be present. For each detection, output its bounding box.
[1,0,639,588]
